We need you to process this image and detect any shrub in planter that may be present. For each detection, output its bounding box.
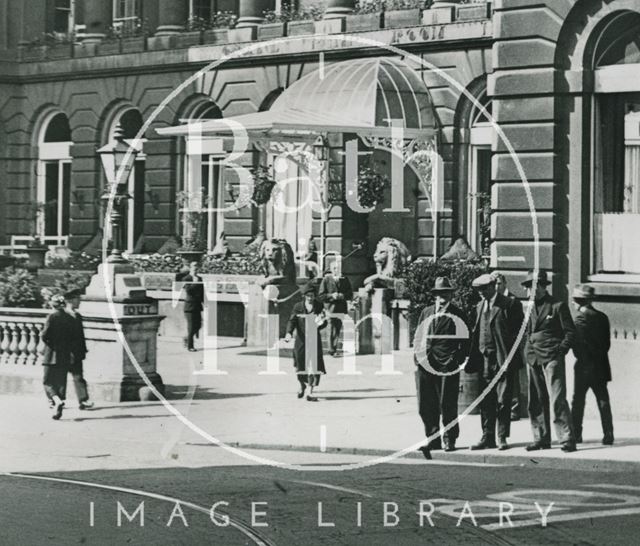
[404,256,488,336]
[251,166,277,205]
[0,267,41,308]
[200,252,263,275]
[40,272,90,309]
[129,253,184,274]
[46,251,102,272]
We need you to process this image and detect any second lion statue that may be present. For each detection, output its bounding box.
[259,238,297,287]
[364,237,412,292]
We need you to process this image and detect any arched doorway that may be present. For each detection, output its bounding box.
[37,112,72,245]
[181,100,225,251]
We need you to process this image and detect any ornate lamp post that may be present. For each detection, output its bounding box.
[97,125,138,264]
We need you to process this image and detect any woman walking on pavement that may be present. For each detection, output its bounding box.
[285,284,328,401]
[41,294,77,419]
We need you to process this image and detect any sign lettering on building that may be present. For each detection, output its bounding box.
[123,304,158,316]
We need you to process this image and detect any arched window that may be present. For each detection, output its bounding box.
[37,112,72,245]
[590,13,640,280]
[182,101,224,251]
[106,108,146,253]
[466,90,493,255]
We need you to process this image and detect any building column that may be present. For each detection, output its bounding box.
[82,0,112,42]
[324,0,355,20]
[155,0,188,36]
[236,0,274,29]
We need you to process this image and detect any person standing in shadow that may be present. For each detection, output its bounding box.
[570,284,614,445]
[177,261,204,352]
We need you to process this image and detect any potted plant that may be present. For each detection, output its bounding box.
[287,5,322,36]
[346,0,384,32]
[384,0,423,29]
[203,11,236,44]
[120,18,148,53]
[251,166,278,206]
[174,16,205,48]
[356,166,390,209]
[258,9,287,40]
[24,202,50,271]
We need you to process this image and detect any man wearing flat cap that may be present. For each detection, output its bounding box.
[467,273,524,450]
[414,277,469,453]
[521,270,577,452]
[571,284,614,445]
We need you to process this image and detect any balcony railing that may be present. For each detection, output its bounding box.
[0,309,49,375]
[12,1,492,62]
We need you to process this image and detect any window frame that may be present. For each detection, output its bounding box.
[589,64,640,282]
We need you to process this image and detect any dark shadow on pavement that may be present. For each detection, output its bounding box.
[165,386,264,401]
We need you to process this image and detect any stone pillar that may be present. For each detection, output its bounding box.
[80,264,165,401]
[324,0,355,20]
[82,0,112,43]
[236,0,274,29]
[155,0,188,36]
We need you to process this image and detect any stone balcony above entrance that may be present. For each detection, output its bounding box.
[4,1,493,66]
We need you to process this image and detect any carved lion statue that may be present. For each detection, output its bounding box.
[364,237,412,292]
[259,238,297,286]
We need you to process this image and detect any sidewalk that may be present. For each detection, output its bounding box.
[2,340,639,473]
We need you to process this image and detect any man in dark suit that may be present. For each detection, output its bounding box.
[570,284,614,445]
[177,261,205,352]
[318,260,353,356]
[414,277,469,454]
[467,274,524,450]
[522,270,577,452]
[494,273,525,421]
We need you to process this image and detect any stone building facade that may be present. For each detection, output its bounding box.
[0,1,639,415]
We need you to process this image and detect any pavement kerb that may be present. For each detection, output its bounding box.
[193,441,640,473]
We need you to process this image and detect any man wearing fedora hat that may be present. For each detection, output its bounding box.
[571,284,614,445]
[521,270,577,452]
[414,277,470,454]
[467,274,524,450]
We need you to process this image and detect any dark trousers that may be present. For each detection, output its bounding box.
[528,358,575,445]
[43,365,66,402]
[479,353,514,441]
[185,312,202,350]
[329,317,342,354]
[571,370,614,441]
[43,366,88,404]
[511,369,521,416]
[415,366,460,446]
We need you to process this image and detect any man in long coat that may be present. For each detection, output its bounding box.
[414,277,469,453]
[467,274,524,450]
[42,294,78,420]
[285,284,327,401]
[522,270,577,452]
[570,284,614,445]
[318,260,353,356]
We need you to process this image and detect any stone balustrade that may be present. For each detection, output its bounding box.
[0,309,48,375]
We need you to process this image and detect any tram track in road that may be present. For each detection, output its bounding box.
[1,472,279,546]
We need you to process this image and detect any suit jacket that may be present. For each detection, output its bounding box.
[467,293,524,376]
[572,306,611,383]
[41,309,79,367]
[177,273,204,313]
[414,303,469,374]
[524,293,576,365]
[318,274,353,314]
